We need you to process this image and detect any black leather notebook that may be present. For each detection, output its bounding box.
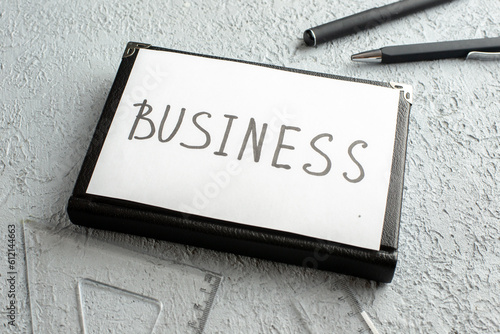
[68,42,411,282]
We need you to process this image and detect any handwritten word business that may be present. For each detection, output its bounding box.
[128,100,368,183]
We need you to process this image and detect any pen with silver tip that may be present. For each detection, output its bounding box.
[351,37,500,63]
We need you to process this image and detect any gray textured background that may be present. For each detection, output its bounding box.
[1,0,499,333]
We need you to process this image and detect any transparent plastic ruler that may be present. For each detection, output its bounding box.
[23,221,221,334]
[18,220,381,333]
[293,278,380,334]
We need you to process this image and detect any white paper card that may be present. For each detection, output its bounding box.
[87,49,401,250]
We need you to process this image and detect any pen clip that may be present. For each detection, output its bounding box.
[466,51,500,61]
[390,82,413,105]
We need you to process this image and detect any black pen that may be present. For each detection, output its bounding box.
[351,37,500,63]
[304,0,455,47]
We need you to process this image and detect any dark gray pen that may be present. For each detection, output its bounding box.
[304,0,455,47]
[351,37,500,63]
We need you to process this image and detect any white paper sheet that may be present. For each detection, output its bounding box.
[86,48,401,250]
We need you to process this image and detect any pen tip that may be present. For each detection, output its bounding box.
[351,49,383,63]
